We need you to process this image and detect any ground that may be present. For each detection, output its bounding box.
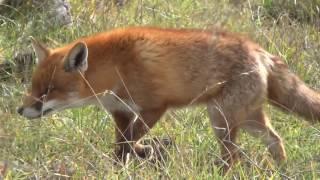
[0,0,320,179]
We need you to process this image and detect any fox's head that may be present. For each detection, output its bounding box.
[17,38,90,119]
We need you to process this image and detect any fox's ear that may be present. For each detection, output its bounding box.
[30,36,49,64]
[64,42,88,73]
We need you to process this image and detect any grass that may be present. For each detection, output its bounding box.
[1,0,320,178]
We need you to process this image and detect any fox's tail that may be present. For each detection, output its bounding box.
[267,57,320,122]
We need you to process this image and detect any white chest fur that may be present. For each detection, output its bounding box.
[99,92,141,114]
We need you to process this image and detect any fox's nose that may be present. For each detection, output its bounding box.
[17,107,24,115]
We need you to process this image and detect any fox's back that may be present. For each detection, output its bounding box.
[109,27,264,106]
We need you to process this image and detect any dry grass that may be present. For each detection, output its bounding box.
[0,0,320,178]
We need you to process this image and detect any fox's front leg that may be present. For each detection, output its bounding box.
[112,111,135,161]
[112,108,165,161]
[130,108,166,158]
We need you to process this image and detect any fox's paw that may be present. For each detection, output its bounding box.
[138,137,173,163]
[134,144,154,159]
[113,144,132,165]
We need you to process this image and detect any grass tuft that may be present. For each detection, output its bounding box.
[0,0,320,178]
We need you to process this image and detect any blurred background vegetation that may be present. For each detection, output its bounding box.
[0,0,320,179]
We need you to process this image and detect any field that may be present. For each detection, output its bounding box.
[1,0,320,179]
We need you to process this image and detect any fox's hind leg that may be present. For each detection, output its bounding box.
[206,65,268,171]
[241,108,287,162]
[207,100,242,171]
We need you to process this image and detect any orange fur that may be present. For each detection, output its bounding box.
[18,27,320,170]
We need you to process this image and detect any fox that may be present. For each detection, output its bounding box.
[17,27,320,170]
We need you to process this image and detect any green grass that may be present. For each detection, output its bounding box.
[1,0,320,178]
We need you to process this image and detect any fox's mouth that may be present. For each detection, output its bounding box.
[41,108,54,117]
[24,108,54,120]
[19,96,87,119]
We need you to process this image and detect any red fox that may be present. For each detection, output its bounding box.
[18,27,320,170]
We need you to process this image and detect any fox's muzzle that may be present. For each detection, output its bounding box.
[17,106,24,115]
[17,100,53,119]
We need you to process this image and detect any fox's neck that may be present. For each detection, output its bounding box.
[77,32,135,99]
